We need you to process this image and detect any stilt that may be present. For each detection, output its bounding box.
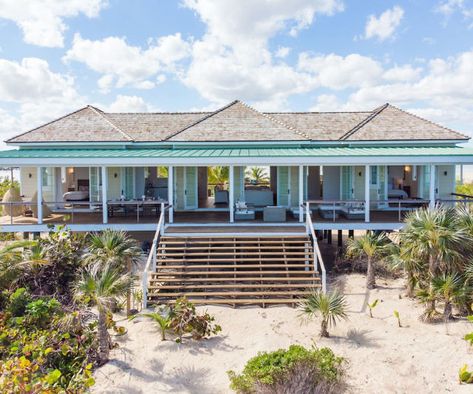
[338,230,343,248]
[327,230,332,245]
[348,229,354,239]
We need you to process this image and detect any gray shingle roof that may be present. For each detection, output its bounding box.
[6,100,468,144]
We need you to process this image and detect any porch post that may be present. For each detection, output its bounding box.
[364,165,370,223]
[298,165,304,223]
[229,165,234,223]
[429,164,436,209]
[101,166,108,224]
[37,167,43,224]
[168,166,174,223]
[460,165,464,185]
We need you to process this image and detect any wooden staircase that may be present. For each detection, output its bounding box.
[146,235,320,307]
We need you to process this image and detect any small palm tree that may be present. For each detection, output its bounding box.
[246,167,269,185]
[431,273,467,321]
[299,290,348,337]
[208,166,229,188]
[143,310,172,341]
[85,230,142,315]
[73,262,134,365]
[346,231,389,289]
[400,206,468,320]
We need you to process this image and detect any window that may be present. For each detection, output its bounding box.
[370,166,378,186]
[41,167,53,187]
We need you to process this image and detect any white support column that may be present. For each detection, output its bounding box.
[101,166,108,224]
[429,164,436,209]
[460,165,464,185]
[229,165,235,223]
[37,167,43,224]
[365,165,370,223]
[168,166,174,223]
[298,165,304,223]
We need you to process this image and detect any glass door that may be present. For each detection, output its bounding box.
[185,167,198,209]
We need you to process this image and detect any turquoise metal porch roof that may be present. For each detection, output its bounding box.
[1,146,473,159]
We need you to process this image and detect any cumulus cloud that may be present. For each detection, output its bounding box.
[181,0,343,108]
[298,53,383,89]
[63,33,190,91]
[0,0,108,47]
[275,46,291,58]
[364,6,404,41]
[383,64,423,82]
[106,95,152,112]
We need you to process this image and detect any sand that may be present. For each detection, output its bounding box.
[93,274,473,393]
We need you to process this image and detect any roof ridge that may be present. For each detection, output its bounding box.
[265,111,372,114]
[384,104,469,140]
[339,103,389,141]
[238,101,311,140]
[87,105,134,142]
[106,111,212,115]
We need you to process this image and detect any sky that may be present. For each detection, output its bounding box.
[1,0,473,150]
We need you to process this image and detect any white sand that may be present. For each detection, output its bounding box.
[93,274,473,393]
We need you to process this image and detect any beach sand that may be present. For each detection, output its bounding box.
[93,274,473,393]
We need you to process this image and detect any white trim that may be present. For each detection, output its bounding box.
[37,167,43,224]
[365,165,370,223]
[298,165,303,222]
[5,154,473,167]
[430,164,436,209]
[168,165,174,223]
[101,166,108,224]
[229,165,234,223]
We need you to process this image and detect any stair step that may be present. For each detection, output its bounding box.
[159,240,309,245]
[150,277,318,283]
[155,264,310,269]
[151,298,304,305]
[156,257,310,262]
[149,283,321,290]
[158,245,309,251]
[157,251,310,257]
[153,270,316,276]
[149,291,313,297]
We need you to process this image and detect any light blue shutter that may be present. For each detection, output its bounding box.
[89,167,101,202]
[277,166,289,206]
[233,166,245,202]
[185,167,197,209]
[175,167,185,210]
[340,166,353,200]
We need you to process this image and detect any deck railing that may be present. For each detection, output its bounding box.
[142,202,170,309]
[305,203,326,293]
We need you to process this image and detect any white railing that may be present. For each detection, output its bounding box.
[141,202,170,309]
[304,202,326,293]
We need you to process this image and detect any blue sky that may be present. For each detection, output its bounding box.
[1,0,473,146]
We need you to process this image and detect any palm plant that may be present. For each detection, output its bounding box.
[399,206,469,320]
[298,290,348,337]
[246,166,269,185]
[208,166,229,188]
[431,273,468,320]
[85,230,142,315]
[346,231,389,289]
[73,262,134,365]
[143,310,172,341]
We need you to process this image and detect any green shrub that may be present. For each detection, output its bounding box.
[25,298,61,327]
[169,297,222,343]
[227,345,345,393]
[7,287,31,317]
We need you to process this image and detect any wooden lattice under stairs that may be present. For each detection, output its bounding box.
[147,235,321,307]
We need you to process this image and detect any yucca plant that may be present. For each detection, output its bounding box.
[73,262,134,365]
[399,206,469,321]
[346,231,389,290]
[299,290,348,337]
[431,273,467,321]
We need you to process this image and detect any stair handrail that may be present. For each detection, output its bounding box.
[304,202,327,293]
[142,202,171,309]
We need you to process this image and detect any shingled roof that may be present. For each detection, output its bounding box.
[6,100,468,144]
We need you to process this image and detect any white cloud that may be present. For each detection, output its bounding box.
[435,0,473,27]
[298,53,383,89]
[364,6,404,41]
[182,0,343,108]
[107,95,152,112]
[63,33,190,91]
[0,57,77,103]
[0,0,108,47]
[275,46,291,58]
[383,64,422,82]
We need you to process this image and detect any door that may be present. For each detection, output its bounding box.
[288,166,308,207]
[174,167,185,210]
[377,165,388,208]
[340,166,353,200]
[185,167,198,209]
[89,167,101,203]
[233,166,245,202]
[421,165,431,200]
[121,168,135,199]
[353,166,365,200]
[277,166,290,206]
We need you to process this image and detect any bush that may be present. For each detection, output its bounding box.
[7,287,32,317]
[168,297,222,343]
[227,345,345,394]
[0,294,97,392]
